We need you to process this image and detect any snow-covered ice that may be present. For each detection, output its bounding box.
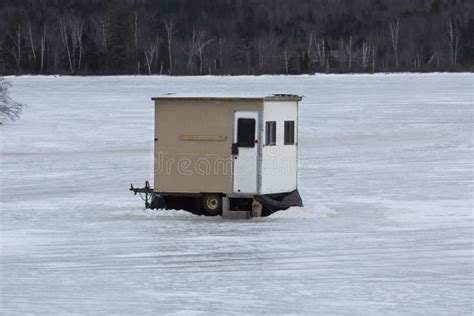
[1,74,473,314]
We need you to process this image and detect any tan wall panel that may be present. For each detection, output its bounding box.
[154,99,262,194]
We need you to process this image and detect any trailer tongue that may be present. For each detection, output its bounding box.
[129,181,165,209]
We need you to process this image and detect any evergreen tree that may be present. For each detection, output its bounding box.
[106,0,131,73]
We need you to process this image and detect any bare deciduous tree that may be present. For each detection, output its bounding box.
[389,18,400,69]
[91,16,107,54]
[187,28,213,74]
[69,18,85,72]
[165,19,176,74]
[7,24,22,72]
[59,19,74,73]
[144,37,159,75]
[40,25,47,73]
[447,18,460,66]
[307,32,314,64]
[197,31,213,75]
[345,36,354,72]
[315,39,327,71]
[215,37,226,74]
[27,20,36,63]
[283,49,289,74]
[133,12,140,53]
[0,78,26,121]
[415,46,423,70]
[428,52,439,67]
[372,45,376,73]
[361,42,370,71]
[256,39,266,71]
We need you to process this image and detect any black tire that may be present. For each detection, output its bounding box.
[202,194,223,216]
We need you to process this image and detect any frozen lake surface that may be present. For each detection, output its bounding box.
[1,74,473,314]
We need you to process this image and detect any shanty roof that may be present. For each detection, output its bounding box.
[151,94,303,102]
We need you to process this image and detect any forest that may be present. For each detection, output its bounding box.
[0,0,473,75]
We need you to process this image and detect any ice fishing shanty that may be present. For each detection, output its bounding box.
[131,94,303,217]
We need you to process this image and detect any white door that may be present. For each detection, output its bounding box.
[232,111,259,194]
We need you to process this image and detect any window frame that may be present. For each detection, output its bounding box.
[265,121,277,146]
[284,120,295,145]
[237,118,256,148]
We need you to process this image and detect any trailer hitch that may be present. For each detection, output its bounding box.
[130,181,154,208]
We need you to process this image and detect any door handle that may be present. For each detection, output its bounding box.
[232,143,239,155]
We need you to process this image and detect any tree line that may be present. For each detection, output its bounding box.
[0,0,473,75]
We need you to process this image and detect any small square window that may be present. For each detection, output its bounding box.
[265,121,276,146]
[284,121,295,145]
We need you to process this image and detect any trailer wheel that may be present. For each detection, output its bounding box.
[202,194,222,216]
